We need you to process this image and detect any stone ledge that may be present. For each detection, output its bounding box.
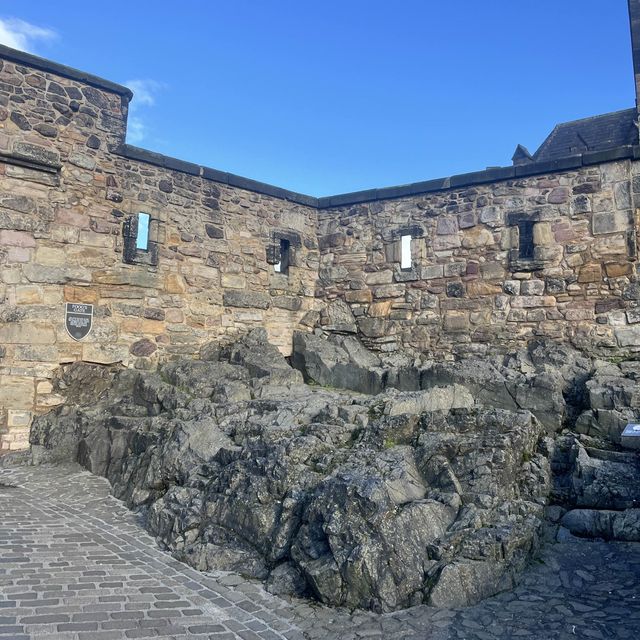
[118,144,319,208]
[0,44,133,100]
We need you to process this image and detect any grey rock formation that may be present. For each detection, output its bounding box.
[29,330,640,612]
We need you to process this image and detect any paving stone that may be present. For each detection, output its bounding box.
[1,462,640,639]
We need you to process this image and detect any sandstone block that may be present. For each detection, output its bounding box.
[533,222,554,246]
[462,228,493,248]
[0,323,56,344]
[0,376,34,409]
[444,310,470,332]
[221,273,246,289]
[24,264,91,284]
[15,285,43,304]
[344,289,372,304]
[578,264,603,283]
[605,262,633,278]
[368,301,393,317]
[365,270,394,285]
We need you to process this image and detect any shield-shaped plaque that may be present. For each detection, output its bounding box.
[65,303,94,341]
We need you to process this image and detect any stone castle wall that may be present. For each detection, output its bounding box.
[0,52,319,451]
[317,162,640,357]
[1,46,640,451]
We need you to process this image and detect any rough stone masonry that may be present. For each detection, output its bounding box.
[2,1,640,452]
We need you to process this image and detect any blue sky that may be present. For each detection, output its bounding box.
[1,1,634,196]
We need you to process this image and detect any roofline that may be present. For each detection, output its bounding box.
[1,47,636,209]
[533,108,637,161]
[0,44,133,100]
[118,143,639,209]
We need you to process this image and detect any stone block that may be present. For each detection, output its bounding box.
[93,269,159,288]
[272,296,303,311]
[422,264,444,280]
[372,284,405,299]
[368,301,393,317]
[605,262,633,278]
[521,280,545,296]
[626,308,640,324]
[462,228,493,248]
[436,216,459,235]
[467,280,501,297]
[223,290,271,309]
[0,323,56,344]
[578,264,603,283]
[365,270,394,285]
[221,273,246,289]
[12,141,60,167]
[345,289,372,304]
[444,310,470,332]
[165,273,186,293]
[357,316,387,338]
[64,285,99,304]
[444,261,467,277]
[548,187,569,204]
[24,264,92,284]
[15,285,43,304]
[533,222,554,246]
[83,343,130,365]
[0,376,34,409]
[616,325,640,348]
[592,210,631,235]
[7,409,32,428]
[14,345,58,361]
[0,230,36,247]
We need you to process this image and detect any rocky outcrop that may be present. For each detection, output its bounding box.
[29,330,640,611]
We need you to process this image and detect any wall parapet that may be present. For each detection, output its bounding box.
[0,44,133,100]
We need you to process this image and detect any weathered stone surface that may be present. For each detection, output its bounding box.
[223,290,271,309]
[30,333,564,612]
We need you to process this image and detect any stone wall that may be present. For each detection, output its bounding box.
[2,45,640,452]
[0,51,319,451]
[317,161,640,357]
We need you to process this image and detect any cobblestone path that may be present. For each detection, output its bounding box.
[1,462,639,639]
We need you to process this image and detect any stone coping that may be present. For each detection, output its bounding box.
[0,44,133,99]
[121,143,640,210]
[2,44,638,208]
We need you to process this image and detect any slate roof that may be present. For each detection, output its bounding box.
[533,108,637,161]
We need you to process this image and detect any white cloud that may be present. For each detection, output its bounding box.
[124,79,164,145]
[125,79,163,107]
[0,17,56,53]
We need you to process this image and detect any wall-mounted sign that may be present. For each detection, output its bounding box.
[65,303,94,341]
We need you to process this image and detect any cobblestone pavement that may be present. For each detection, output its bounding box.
[1,462,639,639]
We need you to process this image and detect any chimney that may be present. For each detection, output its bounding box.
[629,0,640,116]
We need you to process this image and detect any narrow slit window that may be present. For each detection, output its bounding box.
[274,238,290,275]
[400,234,412,270]
[136,213,150,251]
[517,221,535,259]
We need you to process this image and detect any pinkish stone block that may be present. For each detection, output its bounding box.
[0,230,36,248]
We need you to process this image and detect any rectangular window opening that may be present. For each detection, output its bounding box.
[274,238,290,275]
[400,234,412,270]
[136,212,150,251]
[517,221,535,259]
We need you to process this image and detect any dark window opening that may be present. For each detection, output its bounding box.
[274,238,291,275]
[517,221,535,259]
